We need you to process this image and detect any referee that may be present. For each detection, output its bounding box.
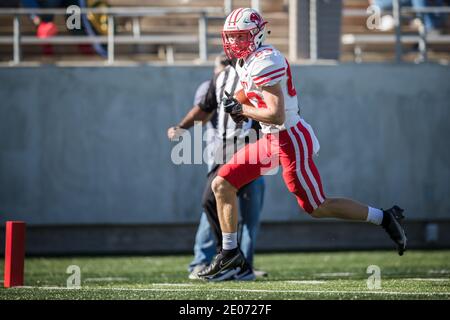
[167,55,265,281]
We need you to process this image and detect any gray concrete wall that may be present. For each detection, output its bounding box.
[2,220,449,255]
[0,64,449,226]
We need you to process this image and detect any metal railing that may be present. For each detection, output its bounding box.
[0,7,225,65]
[342,1,450,63]
[3,2,447,65]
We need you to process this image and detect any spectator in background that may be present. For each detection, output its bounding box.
[21,0,69,39]
[370,0,445,33]
[21,0,107,56]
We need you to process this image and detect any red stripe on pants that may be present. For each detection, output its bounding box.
[289,125,322,209]
[280,127,317,213]
[296,121,326,201]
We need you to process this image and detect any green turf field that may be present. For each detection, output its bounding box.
[1,250,449,300]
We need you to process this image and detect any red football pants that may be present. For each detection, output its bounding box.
[218,120,326,213]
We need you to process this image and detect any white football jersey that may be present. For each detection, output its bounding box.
[235,45,301,134]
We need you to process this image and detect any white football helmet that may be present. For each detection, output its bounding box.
[222,8,268,60]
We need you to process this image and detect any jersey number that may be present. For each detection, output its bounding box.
[244,58,297,108]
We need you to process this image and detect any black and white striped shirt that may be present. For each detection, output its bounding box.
[199,65,260,166]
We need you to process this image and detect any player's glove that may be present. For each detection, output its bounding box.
[222,91,247,124]
[230,113,248,124]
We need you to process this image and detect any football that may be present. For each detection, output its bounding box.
[234,88,252,106]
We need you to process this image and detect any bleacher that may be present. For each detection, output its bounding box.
[0,0,288,63]
[341,0,450,62]
[0,0,448,63]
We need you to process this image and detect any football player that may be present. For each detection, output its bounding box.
[198,8,407,281]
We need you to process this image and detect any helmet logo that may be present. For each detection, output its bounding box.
[249,12,261,27]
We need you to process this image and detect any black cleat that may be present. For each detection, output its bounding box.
[382,205,407,256]
[197,250,245,281]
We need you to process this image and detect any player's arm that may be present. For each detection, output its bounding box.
[241,83,285,125]
[224,54,287,125]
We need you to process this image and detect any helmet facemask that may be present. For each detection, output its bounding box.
[222,24,267,60]
[222,29,256,60]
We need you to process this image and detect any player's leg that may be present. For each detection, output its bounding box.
[279,121,326,214]
[213,135,275,242]
[198,175,245,281]
[312,198,407,255]
[295,121,407,255]
[200,163,257,281]
[213,176,239,234]
[281,120,407,255]
[198,137,275,280]
[281,121,374,220]
[311,198,368,220]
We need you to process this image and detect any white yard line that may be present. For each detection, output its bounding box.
[286,280,326,284]
[13,286,450,296]
[428,270,450,274]
[314,272,354,277]
[152,283,196,287]
[84,277,129,282]
[404,278,450,282]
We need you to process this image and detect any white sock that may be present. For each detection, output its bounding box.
[222,232,238,250]
[367,206,384,225]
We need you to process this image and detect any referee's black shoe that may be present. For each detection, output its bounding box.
[197,249,245,281]
[233,261,256,281]
[382,205,407,256]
